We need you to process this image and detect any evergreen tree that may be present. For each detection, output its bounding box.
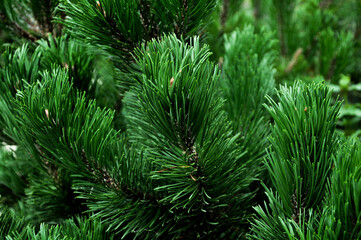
[0,0,360,239]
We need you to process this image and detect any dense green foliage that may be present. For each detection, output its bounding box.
[0,0,360,239]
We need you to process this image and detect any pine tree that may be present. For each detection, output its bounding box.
[1,0,361,239]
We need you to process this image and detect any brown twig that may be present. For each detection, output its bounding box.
[139,0,159,41]
[0,12,38,42]
[38,0,53,34]
[253,0,261,20]
[180,0,188,35]
[286,48,303,73]
[319,0,333,9]
[78,148,158,201]
[221,0,229,29]
[291,192,299,224]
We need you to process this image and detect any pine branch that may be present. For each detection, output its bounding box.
[221,25,277,169]
[249,81,342,239]
[124,34,254,238]
[0,207,27,237]
[12,68,165,236]
[59,0,217,71]
[77,148,119,192]
[318,137,361,239]
[2,215,114,239]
